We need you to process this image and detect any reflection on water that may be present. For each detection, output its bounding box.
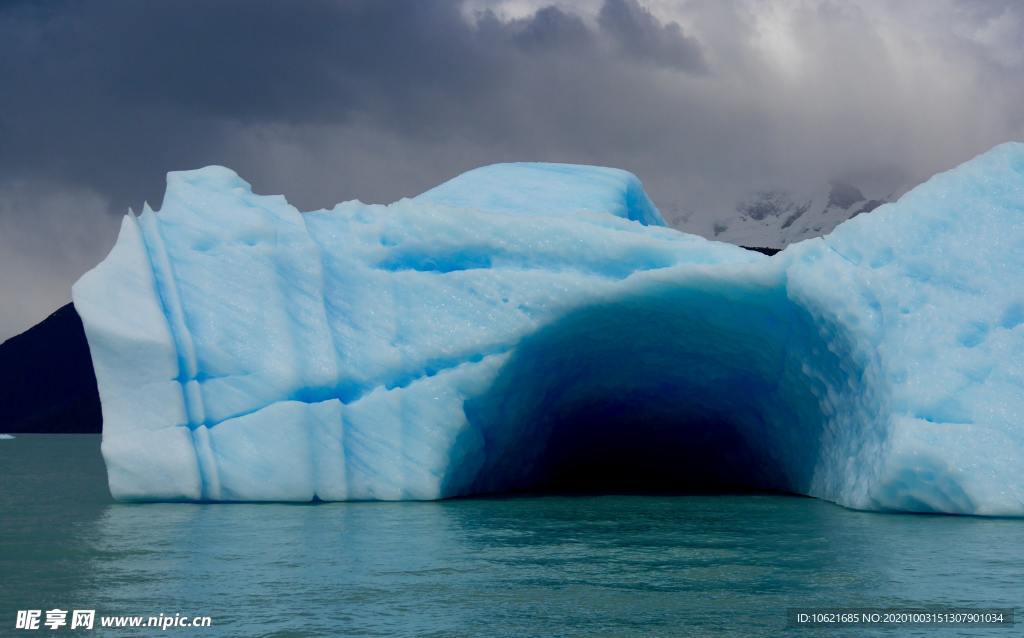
[2,435,1021,637]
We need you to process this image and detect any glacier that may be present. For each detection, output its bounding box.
[72,146,1024,515]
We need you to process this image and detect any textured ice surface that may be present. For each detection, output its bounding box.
[73,146,1024,515]
[417,162,665,226]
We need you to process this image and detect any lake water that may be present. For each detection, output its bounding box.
[2,435,1020,637]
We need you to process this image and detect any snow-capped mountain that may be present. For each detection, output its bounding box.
[665,180,893,249]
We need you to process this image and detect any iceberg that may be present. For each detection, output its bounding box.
[73,146,1024,515]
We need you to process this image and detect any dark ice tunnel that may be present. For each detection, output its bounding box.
[443,276,884,499]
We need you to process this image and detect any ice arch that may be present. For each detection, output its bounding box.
[73,146,1024,515]
[447,275,887,503]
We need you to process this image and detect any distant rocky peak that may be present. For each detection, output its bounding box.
[737,190,796,220]
[677,177,895,249]
[826,180,865,210]
[734,189,812,231]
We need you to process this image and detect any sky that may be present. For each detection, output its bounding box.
[1,0,1022,341]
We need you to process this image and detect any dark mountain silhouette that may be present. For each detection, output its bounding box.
[740,246,780,256]
[0,303,101,433]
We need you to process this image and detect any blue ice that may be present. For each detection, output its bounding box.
[73,147,1024,515]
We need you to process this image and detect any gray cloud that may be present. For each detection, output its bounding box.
[1,0,1023,340]
[0,0,708,207]
[598,0,705,71]
[0,181,120,340]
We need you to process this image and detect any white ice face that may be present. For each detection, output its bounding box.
[73,147,1024,516]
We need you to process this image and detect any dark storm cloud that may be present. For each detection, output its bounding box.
[1,1,479,204]
[502,6,594,50]
[598,0,706,71]
[0,0,705,210]
[1,0,1023,340]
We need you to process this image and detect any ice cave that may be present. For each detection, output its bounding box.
[72,144,1024,516]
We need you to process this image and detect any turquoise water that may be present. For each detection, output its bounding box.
[1,435,1020,637]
